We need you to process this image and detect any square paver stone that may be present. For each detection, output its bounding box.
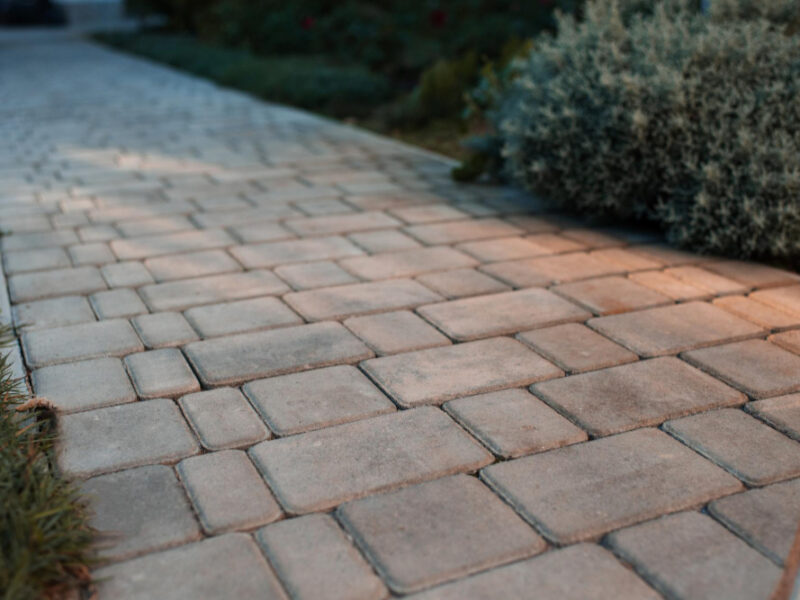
[663,409,800,486]
[32,357,136,414]
[481,428,743,544]
[94,533,288,600]
[552,276,671,316]
[257,514,387,600]
[131,312,199,349]
[417,288,590,342]
[709,477,800,566]
[185,322,373,387]
[415,268,510,299]
[89,288,148,319]
[100,261,154,288]
[177,450,282,534]
[517,323,637,374]
[344,310,450,355]
[274,260,359,290]
[57,398,200,478]
[184,297,302,338]
[22,318,144,368]
[82,465,201,561]
[124,348,200,399]
[9,265,107,302]
[407,543,659,600]
[588,301,763,357]
[445,389,587,458]
[682,340,800,399]
[179,387,270,450]
[746,393,800,441]
[337,475,545,594]
[532,357,744,437]
[243,365,394,435]
[362,337,563,408]
[249,406,493,514]
[606,511,781,600]
[13,295,96,331]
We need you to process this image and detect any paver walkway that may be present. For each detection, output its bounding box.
[2,37,800,600]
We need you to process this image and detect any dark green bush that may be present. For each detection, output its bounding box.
[489,0,800,263]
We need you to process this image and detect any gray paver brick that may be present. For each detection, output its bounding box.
[125,348,200,399]
[184,296,302,338]
[746,393,800,441]
[177,450,281,534]
[9,265,107,302]
[348,229,422,253]
[230,235,363,268]
[481,428,743,544]
[179,387,270,450]
[68,242,116,266]
[363,336,562,408]
[111,228,235,260]
[249,406,493,514]
[89,287,148,319]
[337,475,545,594]
[388,203,467,224]
[131,312,199,349]
[257,513,388,600]
[1,229,79,251]
[274,260,359,290]
[185,321,373,387]
[339,247,478,280]
[285,210,400,236]
[13,295,96,331]
[344,310,451,355]
[3,247,70,274]
[100,261,155,288]
[22,318,144,368]
[144,248,241,282]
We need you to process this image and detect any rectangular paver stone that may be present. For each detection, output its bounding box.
[249,407,493,514]
[338,475,545,594]
[274,260,358,290]
[405,218,522,245]
[125,348,200,399]
[746,393,800,441]
[13,295,96,331]
[144,249,241,282]
[348,229,422,253]
[184,297,301,338]
[9,266,107,302]
[363,337,563,408]
[482,253,624,288]
[3,247,70,274]
[100,261,155,288]
[344,310,450,355]
[481,428,743,544]
[712,296,800,330]
[230,236,363,268]
[750,285,800,316]
[415,268,510,299]
[339,247,478,280]
[185,322,373,387]
[285,211,400,236]
[111,229,235,260]
[553,276,671,315]
[90,288,148,319]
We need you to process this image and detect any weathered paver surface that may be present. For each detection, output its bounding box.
[2,38,799,599]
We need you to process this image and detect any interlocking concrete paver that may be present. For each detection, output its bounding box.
[111,228,235,260]
[125,348,200,399]
[552,276,671,315]
[94,533,288,600]
[179,387,270,450]
[481,428,743,544]
[131,312,199,348]
[184,297,302,338]
[348,229,422,253]
[532,357,744,437]
[712,295,800,330]
[339,246,478,280]
[57,398,199,478]
[90,288,148,319]
[344,310,451,355]
[523,232,585,253]
[249,407,493,514]
[683,339,800,399]
[243,365,394,435]
[274,260,359,290]
[405,218,522,245]
[337,475,545,594]
[9,265,107,302]
[115,215,195,237]
[704,260,800,289]
[770,330,800,354]
[415,268,510,299]
[177,450,282,534]
[746,393,800,441]
[13,295,96,331]
[229,221,295,244]
[285,211,400,236]
[418,288,590,341]
[517,323,637,374]
[408,544,659,600]
[606,512,781,600]
[663,409,800,486]
[3,247,70,274]
[455,237,554,262]
[82,465,201,561]
[32,357,136,414]
[68,242,116,266]
[628,270,711,301]
[389,204,467,224]
[363,337,562,407]
[185,322,373,386]
[444,389,587,458]
[589,247,663,271]
[665,265,748,296]
[230,236,363,268]
[144,249,241,282]
[589,302,763,357]
[100,261,155,288]
[709,478,800,566]
[750,284,800,316]
[482,253,625,288]
[257,514,388,600]
[560,228,624,248]
[1,229,79,251]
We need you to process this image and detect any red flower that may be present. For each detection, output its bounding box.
[429,9,447,28]
[301,16,315,30]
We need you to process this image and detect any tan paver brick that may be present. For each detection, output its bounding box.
[683,339,800,399]
[344,310,451,355]
[712,295,800,330]
[249,407,493,514]
[533,357,743,437]
[665,266,749,296]
[179,387,270,450]
[704,260,800,289]
[524,232,585,253]
[144,249,241,282]
[481,428,743,544]
[339,246,478,280]
[560,228,624,248]
[629,244,708,266]
[140,270,289,312]
[663,409,800,486]
[178,450,281,534]
[517,323,637,374]
[89,288,148,319]
[362,337,562,407]
[32,357,135,414]
[111,228,235,260]
[589,301,763,357]
[746,393,800,441]
[131,312,199,349]
[770,330,800,354]
[418,288,590,341]
[606,512,781,600]
[285,211,400,236]
[94,533,288,600]
[482,253,624,288]
[184,297,302,338]
[444,389,587,458]
[415,268,510,299]
[455,237,554,262]
[9,265,107,302]
[628,270,711,301]
[257,514,387,600]
[230,236,363,268]
[125,348,200,399]
[22,318,144,368]
[553,276,671,316]
[589,247,663,271]
[408,543,659,600]
[709,478,800,566]
[388,204,467,224]
[100,261,155,288]
[57,398,200,478]
[348,229,422,253]
[185,322,373,387]
[243,364,394,435]
[750,284,800,316]
[13,295,96,331]
[82,465,201,561]
[405,218,522,245]
[285,279,442,321]
[338,475,545,594]
[192,205,300,228]
[274,260,358,290]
